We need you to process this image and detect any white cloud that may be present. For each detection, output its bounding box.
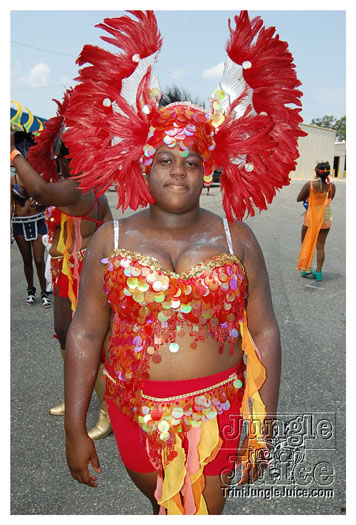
[202,62,225,79]
[21,62,50,87]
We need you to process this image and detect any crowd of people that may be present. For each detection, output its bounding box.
[10,9,336,516]
[10,95,113,440]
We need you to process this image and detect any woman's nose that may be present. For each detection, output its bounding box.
[171,160,186,177]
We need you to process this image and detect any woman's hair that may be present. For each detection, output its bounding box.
[315,161,331,180]
[13,129,36,158]
[159,86,206,108]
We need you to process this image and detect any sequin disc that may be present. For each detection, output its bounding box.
[233,378,243,389]
[158,420,169,432]
[169,343,180,353]
[160,431,170,441]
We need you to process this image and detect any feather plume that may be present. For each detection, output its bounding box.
[215,10,307,221]
[63,11,162,210]
[27,89,72,182]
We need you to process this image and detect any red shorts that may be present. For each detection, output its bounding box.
[107,362,245,475]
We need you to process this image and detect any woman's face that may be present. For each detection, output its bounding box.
[58,156,71,179]
[147,144,204,213]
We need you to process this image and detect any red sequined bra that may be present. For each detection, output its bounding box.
[102,219,248,393]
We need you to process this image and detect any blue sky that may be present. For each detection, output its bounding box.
[9,3,347,125]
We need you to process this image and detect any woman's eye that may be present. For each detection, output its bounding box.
[186,160,199,168]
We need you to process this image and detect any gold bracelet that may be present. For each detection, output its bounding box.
[10,149,21,165]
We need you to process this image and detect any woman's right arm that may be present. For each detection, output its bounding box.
[64,223,113,487]
[11,151,82,208]
[11,132,104,217]
[10,133,81,207]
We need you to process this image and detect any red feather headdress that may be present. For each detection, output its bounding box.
[27,88,72,182]
[63,10,306,219]
[212,11,307,220]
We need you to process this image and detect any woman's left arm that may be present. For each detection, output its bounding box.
[232,222,281,420]
[330,183,336,200]
[243,229,281,419]
[232,222,281,483]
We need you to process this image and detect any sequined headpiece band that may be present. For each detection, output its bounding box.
[63,10,307,220]
[142,103,216,185]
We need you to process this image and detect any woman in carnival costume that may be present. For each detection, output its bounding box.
[296,161,336,281]
[10,90,113,439]
[11,129,51,308]
[63,10,306,514]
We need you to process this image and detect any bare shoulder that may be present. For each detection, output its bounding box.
[118,209,151,230]
[98,193,109,207]
[229,220,259,246]
[86,220,115,258]
[91,216,145,254]
[227,220,262,264]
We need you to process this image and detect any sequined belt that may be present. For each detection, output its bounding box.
[50,248,86,261]
[104,366,242,400]
[140,373,242,402]
[103,361,245,445]
[50,249,86,281]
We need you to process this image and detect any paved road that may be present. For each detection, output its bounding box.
[10,179,346,515]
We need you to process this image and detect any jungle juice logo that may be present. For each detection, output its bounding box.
[220,412,336,498]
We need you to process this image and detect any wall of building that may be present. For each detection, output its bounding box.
[334,142,346,178]
[291,123,337,179]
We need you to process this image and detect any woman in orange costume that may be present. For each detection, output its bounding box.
[296,162,336,281]
[62,11,305,514]
[10,91,113,440]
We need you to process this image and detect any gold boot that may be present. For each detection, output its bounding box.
[87,363,112,440]
[49,348,65,416]
[88,407,112,440]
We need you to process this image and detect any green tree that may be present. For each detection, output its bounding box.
[310,114,346,141]
[335,115,346,142]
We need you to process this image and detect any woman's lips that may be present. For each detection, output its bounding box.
[165,182,188,191]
